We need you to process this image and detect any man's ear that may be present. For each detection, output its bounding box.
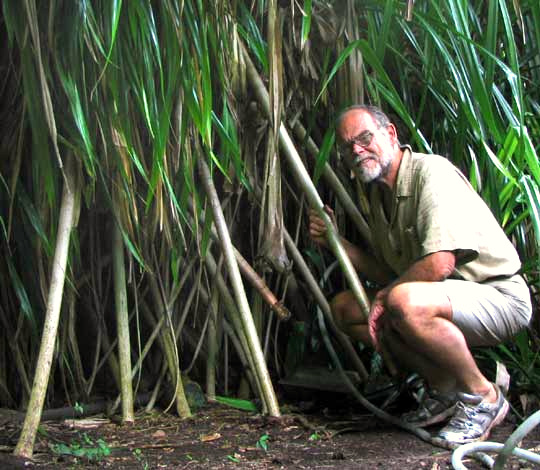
[387,123,399,144]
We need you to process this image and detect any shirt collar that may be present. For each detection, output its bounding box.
[395,145,414,198]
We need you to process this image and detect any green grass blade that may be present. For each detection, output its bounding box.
[300,0,312,50]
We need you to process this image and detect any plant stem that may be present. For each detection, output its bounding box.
[14,159,78,458]
[147,280,191,418]
[197,157,280,416]
[189,201,290,321]
[206,284,219,400]
[283,229,369,381]
[203,251,263,402]
[112,222,135,423]
[289,119,372,246]
[243,43,371,318]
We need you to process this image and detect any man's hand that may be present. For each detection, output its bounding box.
[308,205,336,249]
[308,205,395,286]
[368,288,388,351]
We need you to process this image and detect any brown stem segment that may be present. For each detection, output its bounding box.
[188,201,291,322]
[233,248,291,322]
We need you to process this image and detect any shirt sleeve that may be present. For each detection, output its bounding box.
[415,159,479,266]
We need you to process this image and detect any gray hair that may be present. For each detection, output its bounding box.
[336,104,391,129]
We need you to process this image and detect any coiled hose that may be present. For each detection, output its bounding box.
[451,409,540,469]
[315,307,514,469]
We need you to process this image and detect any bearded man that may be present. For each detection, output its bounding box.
[308,105,532,444]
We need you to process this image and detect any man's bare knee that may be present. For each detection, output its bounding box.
[330,291,352,330]
[384,284,414,326]
[386,282,452,331]
[330,291,366,329]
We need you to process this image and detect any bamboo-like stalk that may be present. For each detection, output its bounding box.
[187,202,290,320]
[112,222,135,423]
[173,268,199,342]
[197,283,259,397]
[111,314,165,414]
[14,159,78,458]
[202,224,266,408]
[259,142,290,270]
[183,305,211,374]
[145,362,168,413]
[169,341,192,418]
[253,3,287,272]
[224,327,229,395]
[283,229,368,381]
[87,231,121,394]
[85,318,103,396]
[198,157,280,416]
[66,289,87,398]
[267,0,282,142]
[340,0,364,106]
[58,319,72,404]
[205,267,221,401]
[222,319,258,396]
[89,317,121,392]
[146,280,191,419]
[242,44,371,321]
[289,120,372,246]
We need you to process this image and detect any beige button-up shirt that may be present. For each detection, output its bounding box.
[367,147,521,282]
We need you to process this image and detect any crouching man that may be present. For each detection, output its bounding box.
[309,105,532,444]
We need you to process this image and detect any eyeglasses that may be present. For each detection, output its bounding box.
[338,130,376,156]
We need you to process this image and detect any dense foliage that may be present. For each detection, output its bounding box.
[0,0,538,453]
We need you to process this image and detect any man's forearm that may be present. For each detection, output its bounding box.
[339,237,394,285]
[394,250,456,285]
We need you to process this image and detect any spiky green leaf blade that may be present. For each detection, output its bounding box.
[313,128,334,185]
[215,396,257,411]
[300,0,312,50]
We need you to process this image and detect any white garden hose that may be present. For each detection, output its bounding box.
[452,409,540,469]
[315,306,535,469]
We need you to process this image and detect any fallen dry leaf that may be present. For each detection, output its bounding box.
[152,430,167,438]
[200,432,221,442]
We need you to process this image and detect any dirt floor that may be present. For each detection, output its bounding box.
[1,395,540,470]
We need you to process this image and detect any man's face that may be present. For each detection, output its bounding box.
[337,110,397,184]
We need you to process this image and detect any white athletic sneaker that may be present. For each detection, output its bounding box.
[438,383,509,444]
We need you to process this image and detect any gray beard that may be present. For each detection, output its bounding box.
[356,153,393,183]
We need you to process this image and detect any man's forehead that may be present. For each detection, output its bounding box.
[338,110,377,137]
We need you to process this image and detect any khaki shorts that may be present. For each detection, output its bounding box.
[444,274,532,347]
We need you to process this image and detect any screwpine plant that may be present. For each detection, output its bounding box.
[0,0,538,459]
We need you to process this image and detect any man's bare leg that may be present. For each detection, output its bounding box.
[383,328,456,392]
[330,291,372,344]
[331,290,457,391]
[385,282,496,402]
[330,285,497,403]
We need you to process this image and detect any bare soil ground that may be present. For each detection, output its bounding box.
[1,398,539,470]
